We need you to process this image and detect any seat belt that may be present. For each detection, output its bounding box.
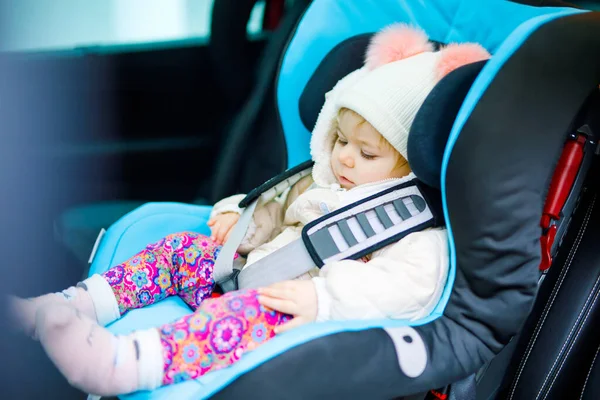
[214,199,259,292]
[213,161,314,291]
[238,179,440,289]
[216,175,443,292]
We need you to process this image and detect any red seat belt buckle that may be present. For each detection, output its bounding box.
[540,223,557,271]
[427,389,448,400]
[538,133,586,271]
[263,0,285,31]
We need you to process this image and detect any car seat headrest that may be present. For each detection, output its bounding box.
[408,60,486,188]
[299,35,486,189]
[299,34,373,132]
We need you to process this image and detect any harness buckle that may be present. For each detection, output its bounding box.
[217,268,241,293]
[539,221,557,271]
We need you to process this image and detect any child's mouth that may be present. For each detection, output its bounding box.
[339,175,354,185]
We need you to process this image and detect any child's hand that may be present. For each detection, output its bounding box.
[258,280,318,334]
[207,213,240,245]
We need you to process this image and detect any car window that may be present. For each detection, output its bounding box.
[1,0,266,52]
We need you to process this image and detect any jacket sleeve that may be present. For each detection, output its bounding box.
[210,194,247,218]
[312,228,449,322]
[210,175,315,255]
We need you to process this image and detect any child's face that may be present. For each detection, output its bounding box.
[331,109,410,189]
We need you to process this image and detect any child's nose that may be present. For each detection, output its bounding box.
[339,150,355,168]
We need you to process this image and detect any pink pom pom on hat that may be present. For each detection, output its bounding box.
[436,43,491,79]
[365,23,434,70]
[310,24,493,186]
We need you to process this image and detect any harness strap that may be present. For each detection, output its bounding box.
[213,199,258,286]
[302,180,436,267]
[236,179,442,290]
[214,163,443,292]
[214,162,314,290]
[238,238,316,289]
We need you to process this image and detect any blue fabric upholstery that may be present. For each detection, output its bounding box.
[57,200,146,263]
[89,202,213,276]
[88,203,215,399]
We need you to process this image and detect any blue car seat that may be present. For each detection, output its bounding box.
[88,0,600,398]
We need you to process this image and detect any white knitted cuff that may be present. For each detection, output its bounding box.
[131,328,164,391]
[212,204,244,216]
[79,274,121,326]
[312,277,333,322]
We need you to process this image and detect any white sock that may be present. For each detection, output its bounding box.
[36,303,164,396]
[79,274,121,326]
[9,273,122,338]
[9,286,96,338]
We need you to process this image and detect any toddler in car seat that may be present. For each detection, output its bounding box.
[10,25,489,396]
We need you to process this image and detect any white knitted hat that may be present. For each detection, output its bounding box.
[310,24,490,186]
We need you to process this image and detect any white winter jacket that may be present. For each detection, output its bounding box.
[210,172,448,322]
[209,57,449,322]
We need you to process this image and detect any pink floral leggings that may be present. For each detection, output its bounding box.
[100,232,290,385]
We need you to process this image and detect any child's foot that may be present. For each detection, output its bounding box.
[8,286,97,339]
[36,304,163,396]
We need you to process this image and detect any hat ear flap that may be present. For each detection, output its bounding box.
[365,23,434,70]
[436,43,491,80]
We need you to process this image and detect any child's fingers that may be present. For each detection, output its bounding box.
[258,295,297,315]
[258,287,290,300]
[207,218,216,226]
[223,218,240,243]
[261,281,297,293]
[274,317,305,334]
[218,223,231,243]
[213,227,224,244]
[210,222,221,241]
[215,223,230,244]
